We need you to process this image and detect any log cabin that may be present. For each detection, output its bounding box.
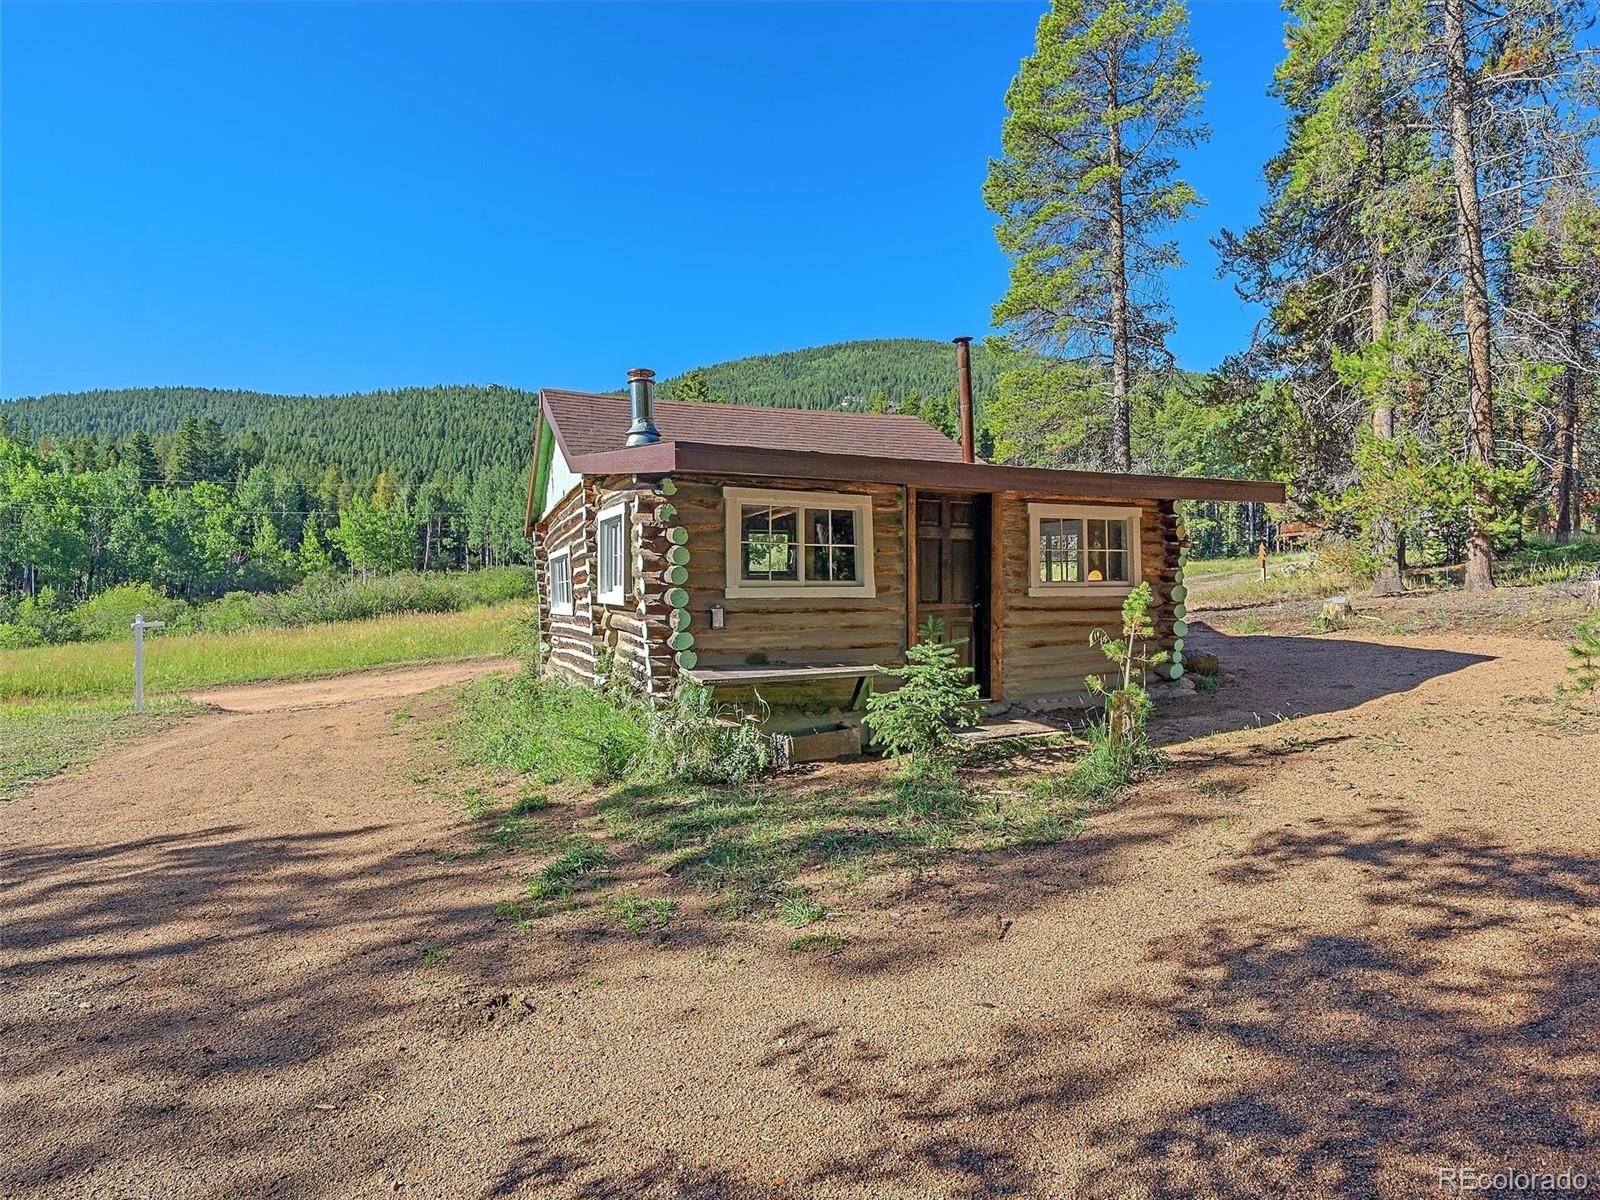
[522,343,1285,756]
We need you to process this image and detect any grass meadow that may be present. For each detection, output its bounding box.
[0,602,528,702]
[1,603,529,794]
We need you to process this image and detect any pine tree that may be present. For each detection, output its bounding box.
[124,430,158,482]
[669,368,714,404]
[985,0,1207,472]
[1508,178,1599,543]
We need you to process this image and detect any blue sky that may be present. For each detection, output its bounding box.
[1,1,1289,398]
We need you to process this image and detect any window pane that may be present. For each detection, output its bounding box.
[831,509,855,545]
[1104,549,1129,582]
[740,505,769,540]
[768,543,796,579]
[598,516,622,592]
[1107,519,1127,550]
[745,536,772,577]
[831,546,858,582]
[808,545,830,581]
[807,509,831,545]
[1086,550,1108,582]
[744,534,798,579]
[770,506,798,542]
[1087,519,1108,551]
[1038,518,1082,584]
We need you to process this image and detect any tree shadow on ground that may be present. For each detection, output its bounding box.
[782,807,1600,1197]
[1155,623,1494,743]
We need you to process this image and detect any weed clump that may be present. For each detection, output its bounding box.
[527,838,609,901]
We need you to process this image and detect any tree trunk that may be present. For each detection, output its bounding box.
[1445,0,1496,590]
[1107,90,1133,474]
[1552,307,1579,542]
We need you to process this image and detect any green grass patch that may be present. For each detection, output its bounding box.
[1181,552,1313,582]
[775,885,828,927]
[0,603,524,701]
[1030,722,1165,806]
[602,895,676,935]
[526,837,609,901]
[0,698,193,799]
[788,931,845,954]
[453,669,651,786]
[1189,564,1354,610]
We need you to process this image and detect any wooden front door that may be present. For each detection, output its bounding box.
[913,491,990,694]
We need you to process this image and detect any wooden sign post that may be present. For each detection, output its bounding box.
[131,613,166,712]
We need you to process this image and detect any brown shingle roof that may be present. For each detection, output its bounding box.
[541,388,968,464]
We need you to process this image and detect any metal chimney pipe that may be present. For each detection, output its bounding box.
[952,336,975,463]
[625,367,660,447]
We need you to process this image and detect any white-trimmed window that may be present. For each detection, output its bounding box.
[595,501,630,606]
[548,548,574,616]
[723,486,876,599]
[1027,504,1141,596]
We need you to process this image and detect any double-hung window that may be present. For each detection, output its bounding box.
[548,549,574,616]
[723,487,876,599]
[1027,504,1140,596]
[595,501,629,606]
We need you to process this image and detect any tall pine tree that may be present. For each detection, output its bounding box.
[985,0,1206,472]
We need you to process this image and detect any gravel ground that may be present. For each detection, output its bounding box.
[3,628,1597,1199]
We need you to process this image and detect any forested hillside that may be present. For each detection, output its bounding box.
[0,336,1278,599]
[0,384,532,484]
[658,338,1004,411]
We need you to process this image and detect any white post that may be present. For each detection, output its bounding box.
[131,613,166,712]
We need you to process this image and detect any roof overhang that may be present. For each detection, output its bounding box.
[564,440,1286,504]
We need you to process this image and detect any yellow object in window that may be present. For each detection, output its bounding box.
[1088,570,1103,581]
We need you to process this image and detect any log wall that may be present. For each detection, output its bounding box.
[992,494,1180,707]
[593,479,678,697]
[537,481,599,684]
[672,475,909,670]
[538,470,1185,713]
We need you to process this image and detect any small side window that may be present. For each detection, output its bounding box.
[549,549,574,616]
[595,502,630,606]
[1027,504,1140,596]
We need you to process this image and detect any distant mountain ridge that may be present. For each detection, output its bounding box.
[658,338,1001,410]
[0,339,998,481]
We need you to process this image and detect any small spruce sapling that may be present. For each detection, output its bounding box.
[1086,581,1169,748]
[864,618,983,758]
[1559,616,1600,699]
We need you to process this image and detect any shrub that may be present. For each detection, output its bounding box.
[1075,582,1168,797]
[192,567,535,633]
[0,623,45,650]
[864,619,982,758]
[644,682,774,784]
[7,588,78,645]
[1086,581,1166,747]
[191,590,270,634]
[1037,718,1165,805]
[72,584,190,642]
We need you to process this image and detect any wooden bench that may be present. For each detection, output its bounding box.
[681,662,881,710]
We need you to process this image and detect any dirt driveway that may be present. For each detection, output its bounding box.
[3,633,1597,1199]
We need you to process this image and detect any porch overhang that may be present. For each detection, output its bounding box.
[564,440,1287,505]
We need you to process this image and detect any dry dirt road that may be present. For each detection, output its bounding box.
[3,634,1597,1200]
